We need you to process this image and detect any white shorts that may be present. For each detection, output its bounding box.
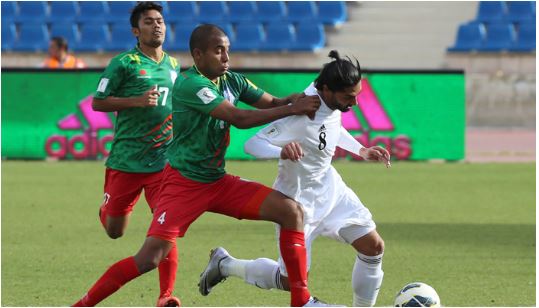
[276,185,376,276]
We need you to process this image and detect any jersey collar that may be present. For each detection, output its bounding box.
[135,45,165,64]
[193,65,221,87]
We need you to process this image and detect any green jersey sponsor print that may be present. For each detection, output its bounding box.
[167,66,264,183]
[95,46,180,173]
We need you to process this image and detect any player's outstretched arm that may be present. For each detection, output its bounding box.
[92,86,161,112]
[244,135,282,159]
[339,127,391,167]
[251,92,305,109]
[210,97,319,129]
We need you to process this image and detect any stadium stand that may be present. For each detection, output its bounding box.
[448,1,536,52]
[233,22,265,51]
[262,23,296,52]
[2,1,351,53]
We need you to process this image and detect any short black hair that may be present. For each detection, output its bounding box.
[314,50,362,92]
[130,1,163,28]
[189,24,226,55]
[51,36,68,51]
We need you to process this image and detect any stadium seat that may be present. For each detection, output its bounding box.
[197,1,227,23]
[50,22,80,46]
[77,1,109,23]
[505,1,536,23]
[478,22,516,51]
[73,23,110,51]
[255,1,286,23]
[292,22,325,51]
[476,1,507,23]
[166,1,197,24]
[286,1,317,23]
[262,23,295,51]
[509,23,536,52]
[447,23,486,52]
[169,22,199,51]
[227,1,257,23]
[16,1,49,23]
[48,2,78,22]
[1,1,18,23]
[2,23,17,51]
[13,23,49,52]
[107,1,136,22]
[233,22,264,51]
[317,2,347,26]
[105,22,137,51]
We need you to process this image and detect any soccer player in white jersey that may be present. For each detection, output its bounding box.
[198,50,390,307]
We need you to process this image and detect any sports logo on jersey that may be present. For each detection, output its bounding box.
[264,126,280,138]
[337,78,411,160]
[170,70,178,83]
[97,78,109,92]
[197,87,217,104]
[318,124,326,132]
[45,95,114,160]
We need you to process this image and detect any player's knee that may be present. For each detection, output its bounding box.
[368,237,384,256]
[281,200,304,228]
[105,227,124,239]
[134,255,160,274]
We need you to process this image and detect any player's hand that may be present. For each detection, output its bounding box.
[281,142,304,162]
[360,146,391,168]
[290,93,320,120]
[138,85,161,107]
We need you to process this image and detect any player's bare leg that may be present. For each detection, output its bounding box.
[350,230,385,307]
[99,210,131,239]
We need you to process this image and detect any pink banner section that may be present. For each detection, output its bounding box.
[58,114,82,130]
[356,79,393,131]
[79,96,114,130]
[341,108,363,130]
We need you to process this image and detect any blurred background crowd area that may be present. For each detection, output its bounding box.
[1,1,536,161]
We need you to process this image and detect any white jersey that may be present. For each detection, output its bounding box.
[246,83,377,273]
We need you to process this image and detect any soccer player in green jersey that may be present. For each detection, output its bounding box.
[89,2,179,307]
[73,24,334,307]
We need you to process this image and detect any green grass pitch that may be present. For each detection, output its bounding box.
[1,161,535,306]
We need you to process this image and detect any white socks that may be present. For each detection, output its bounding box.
[352,252,384,307]
[220,257,283,290]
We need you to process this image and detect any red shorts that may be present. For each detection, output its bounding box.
[101,168,163,217]
[147,164,273,241]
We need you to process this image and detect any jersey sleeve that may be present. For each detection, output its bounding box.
[174,77,225,114]
[256,116,306,147]
[338,126,365,155]
[236,74,265,105]
[94,56,126,99]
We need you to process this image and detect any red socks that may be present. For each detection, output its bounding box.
[158,242,178,298]
[279,229,311,307]
[72,257,140,307]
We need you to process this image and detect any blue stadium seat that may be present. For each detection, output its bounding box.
[505,1,536,23]
[255,1,286,23]
[478,22,516,51]
[1,1,18,23]
[476,1,507,23]
[13,23,49,52]
[104,22,137,51]
[77,1,109,23]
[262,22,295,51]
[2,23,17,51]
[317,2,347,26]
[286,1,317,23]
[16,1,49,23]
[233,22,264,51]
[166,1,197,24]
[509,23,536,52]
[447,23,486,52]
[50,22,80,46]
[292,22,325,51]
[197,1,227,23]
[227,1,257,23]
[107,1,136,23]
[169,22,199,51]
[73,23,110,51]
[48,2,78,22]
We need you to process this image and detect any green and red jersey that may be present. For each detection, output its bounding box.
[94,46,180,173]
[167,66,264,183]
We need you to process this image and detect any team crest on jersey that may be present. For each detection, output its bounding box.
[223,86,235,104]
[170,70,178,83]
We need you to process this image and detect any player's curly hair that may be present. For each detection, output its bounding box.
[314,50,362,92]
[130,1,163,28]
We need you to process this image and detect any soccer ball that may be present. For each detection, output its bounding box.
[394,282,440,307]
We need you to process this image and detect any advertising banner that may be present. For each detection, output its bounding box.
[1,69,465,161]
